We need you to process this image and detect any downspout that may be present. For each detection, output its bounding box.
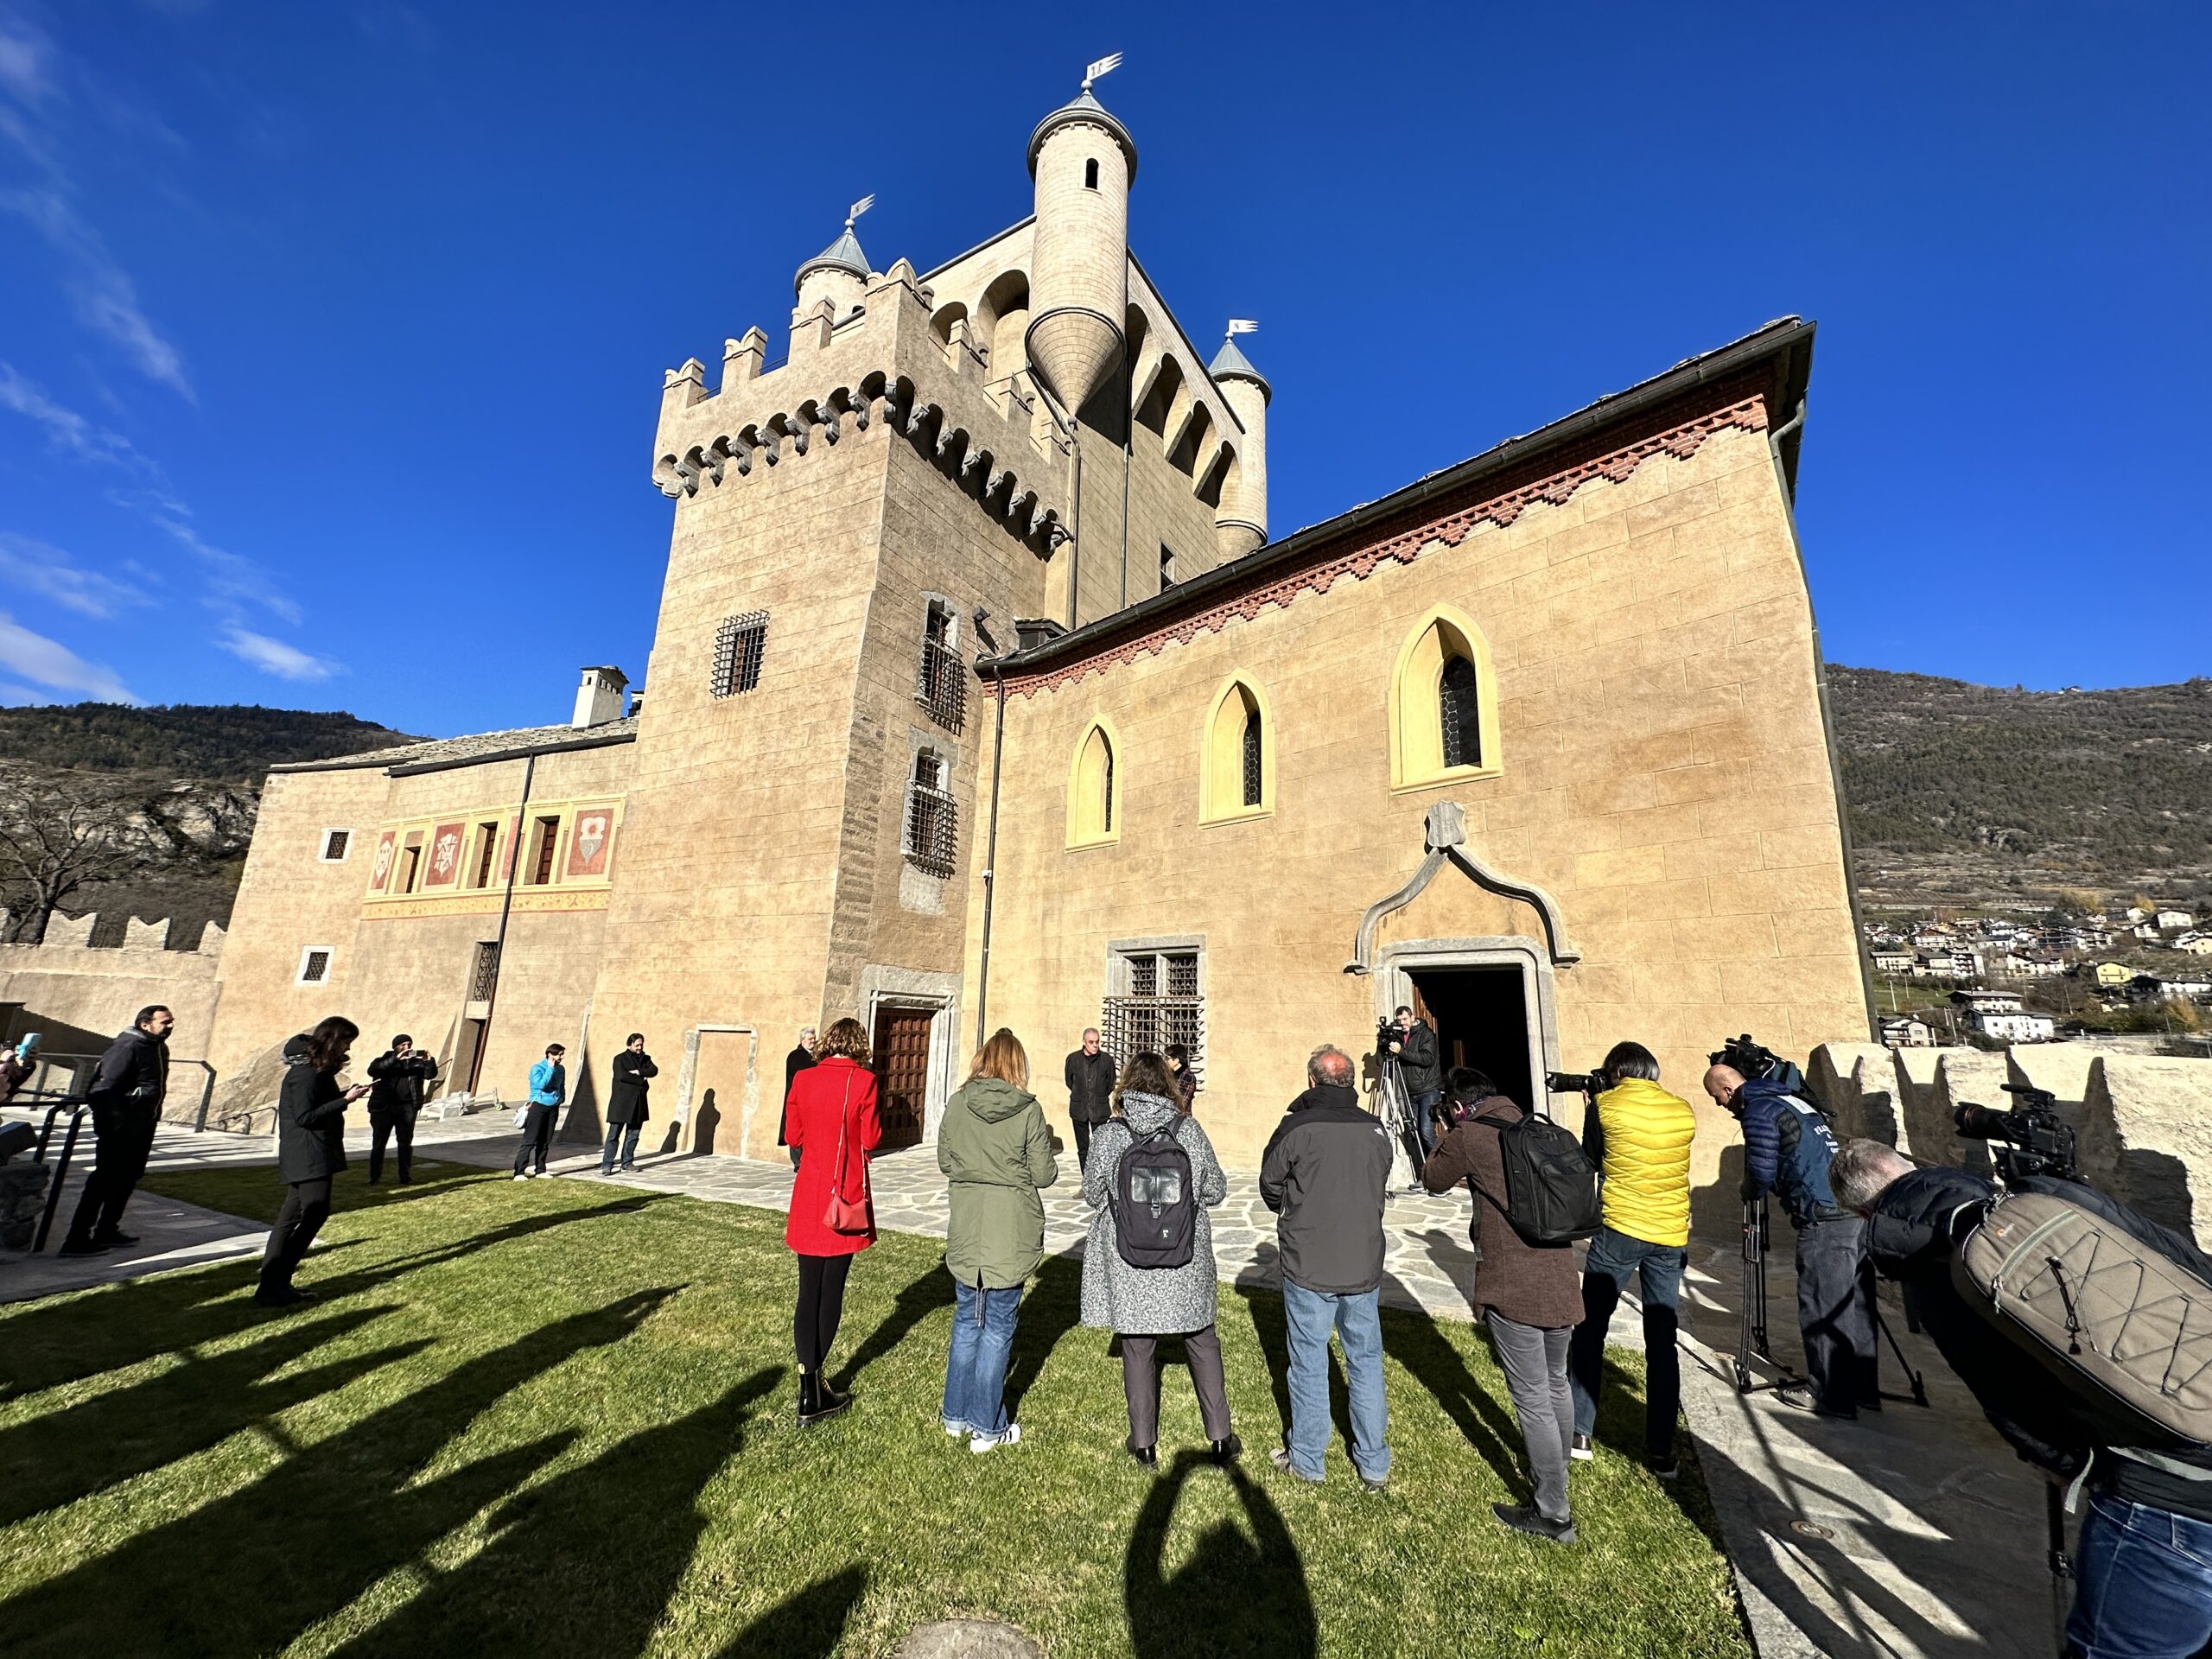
[1066,428,1083,630]
[974,665,1009,1048]
[473,753,536,1093]
[1767,397,1880,1042]
[1120,357,1134,608]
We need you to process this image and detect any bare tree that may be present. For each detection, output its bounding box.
[0,775,160,943]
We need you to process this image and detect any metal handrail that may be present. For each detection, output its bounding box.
[28,1094,90,1254]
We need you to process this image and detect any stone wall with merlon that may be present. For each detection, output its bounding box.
[2079,1057,2212,1243]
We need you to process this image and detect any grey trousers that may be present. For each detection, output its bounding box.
[1121,1325,1233,1448]
[1487,1310,1575,1523]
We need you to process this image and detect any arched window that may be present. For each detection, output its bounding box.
[1084,157,1099,190]
[1199,677,1273,823]
[1388,606,1502,791]
[1068,721,1120,848]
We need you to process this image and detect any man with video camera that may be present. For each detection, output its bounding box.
[1706,1046,1877,1420]
[1834,1135,2212,1657]
[1379,1006,1442,1160]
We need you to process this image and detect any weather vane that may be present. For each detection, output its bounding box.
[845,194,874,230]
[1227,319,1258,336]
[1082,52,1122,92]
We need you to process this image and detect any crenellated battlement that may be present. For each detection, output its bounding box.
[652,257,1075,556]
[0,912,226,958]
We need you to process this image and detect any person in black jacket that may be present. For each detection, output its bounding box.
[601,1033,658,1174]
[1383,1006,1443,1162]
[1833,1139,2212,1657]
[780,1027,815,1169]
[1063,1028,1116,1169]
[365,1034,439,1185]
[258,1017,370,1307]
[59,1005,173,1256]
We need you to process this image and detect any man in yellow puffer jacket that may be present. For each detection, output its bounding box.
[1563,1041,1697,1478]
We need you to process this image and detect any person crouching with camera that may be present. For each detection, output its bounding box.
[1706,1059,1878,1420]
[1832,1140,2212,1659]
[1421,1066,1584,1542]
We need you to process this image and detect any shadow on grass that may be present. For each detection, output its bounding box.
[0,1303,424,1528]
[711,1564,868,1658]
[1377,1270,1524,1496]
[334,1363,785,1657]
[3,1287,677,1659]
[835,1256,953,1391]
[1230,1281,1355,1452]
[1004,1249,1083,1417]
[1125,1450,1316,1658]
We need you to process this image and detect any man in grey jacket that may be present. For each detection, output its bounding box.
[1258,1043,1395,1491]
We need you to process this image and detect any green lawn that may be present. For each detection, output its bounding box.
[0,1162,1751,1658]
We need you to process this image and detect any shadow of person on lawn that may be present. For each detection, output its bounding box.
[1124,1451,1316,1658]
[1376,1269,1524,1496]
[0,1287,677,1659]
[1003,1249,1084,1416]
[334,1363,785,1657]
[1231,1278,1356,1452]
[833,1255,953,1391]
[711,1563,869,1658]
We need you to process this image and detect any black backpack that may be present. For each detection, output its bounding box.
[1473,1107,1602,1247]
[1111,1122,1196,1269]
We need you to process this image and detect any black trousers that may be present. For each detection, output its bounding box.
[65,1103,156,1245]
[601,1118,642,1172]
[512,1103,557,1174]
[369,1111,416,1183]
[1796,1216,1879,1413]
[1070,1116,1094,1168]
[261,1177,333,1290]
[794,1252,853,1373]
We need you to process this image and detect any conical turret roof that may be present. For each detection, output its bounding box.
[793,222,870,298]
[1027,86,1138,182]
[1210,334,1270,402]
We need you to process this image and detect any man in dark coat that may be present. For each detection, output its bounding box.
[601,1033,658,1174]
[59,1005,173,1256]
[1384,1005,1442,1161]
[780,1026,815,1169]
[1063,1027,1116,1169]
[365,1034,439,1185]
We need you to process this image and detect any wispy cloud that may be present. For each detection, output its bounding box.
[0,610,138,702]
[0,15,53,107]
[0,360,150,468]
[0,185,194,399]
[219,626,341,682]
[0,531,152,619]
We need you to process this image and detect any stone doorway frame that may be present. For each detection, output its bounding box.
[669,1023,760,1154]
[1370,938,1566,1115]
[860,965,961,1147]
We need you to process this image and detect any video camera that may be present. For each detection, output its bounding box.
[1707,1033,1808,1093]
[1376,1019,1401,1063]
[1953,1084,2080,1185]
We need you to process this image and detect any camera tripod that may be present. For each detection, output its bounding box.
[1735,1198,1929,1408]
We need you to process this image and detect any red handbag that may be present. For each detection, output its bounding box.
[822,1071,872,1235]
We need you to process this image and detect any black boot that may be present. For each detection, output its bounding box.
[810,1372,851,1424]
[794,1370,817,1425]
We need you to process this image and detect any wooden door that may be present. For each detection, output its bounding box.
[872,1007,932,1150]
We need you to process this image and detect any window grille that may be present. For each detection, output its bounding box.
[1102,949,1204,1083]
[916,604,966,732]
[1241,708,1263,808]
[711,611,768,698]
[469,941,500,1001]
[1440,653,1482,768]
[299,948,332,985]
[903,752,958,877]
[1102,744,1115,832]
[321,830,349,861]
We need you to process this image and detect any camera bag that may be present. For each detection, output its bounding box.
[1110,1121,1196,1270]
[1955,1184,2212,1447]
[1472,1108,1602,1247]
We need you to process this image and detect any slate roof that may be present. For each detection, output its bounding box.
[272,717,638,778]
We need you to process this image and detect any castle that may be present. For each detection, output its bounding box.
[188,74,1872,1177]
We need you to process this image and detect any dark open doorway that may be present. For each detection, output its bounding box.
[1407,965,1535,1111]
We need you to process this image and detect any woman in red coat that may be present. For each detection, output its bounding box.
[784,1015,882,1425]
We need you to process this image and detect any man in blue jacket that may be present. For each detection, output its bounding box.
[512,1043,566,1179]
[1706,1059,1877,1418]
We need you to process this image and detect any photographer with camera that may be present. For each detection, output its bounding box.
[1833,1135,2212,1657]
[1563,1041,1697,1477]
[1380,1006,1442,1160]
[1706,1052,1877,1420]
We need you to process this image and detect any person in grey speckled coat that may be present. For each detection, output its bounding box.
[1081,1052,1240,1467]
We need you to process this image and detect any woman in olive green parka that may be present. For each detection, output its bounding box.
[938,1028,1059,1451]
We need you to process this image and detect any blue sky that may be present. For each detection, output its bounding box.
[1,3,2205,733]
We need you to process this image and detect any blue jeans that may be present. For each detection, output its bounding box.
[1281,1280,1390,1483]
[1567,1225,1687,1462]
[941,1278,1023,1439]
[1409,1090,1444,1161]
[2068,1493,2212,1658]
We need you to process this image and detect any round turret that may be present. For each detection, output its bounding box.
[1024,81,1136,416]
[794,216,870,321]
[1210,329,1270,559]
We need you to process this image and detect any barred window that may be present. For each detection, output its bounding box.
[320,829,350,862]
[916,599,966,732]
[469,941,500,1001]
[711,611,768,698]
[1440,653,1482,769]
[296,946,333,985]
[1101,946,1204,1084]
[1241,708,1263,807]
[903,748,957,877]
[1200,678,1269,822]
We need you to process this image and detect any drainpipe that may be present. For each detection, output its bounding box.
[472,753,536,1094]
[975,666,1009,1047]
[1766,397,1879,1043]
[1065,427,1084,630]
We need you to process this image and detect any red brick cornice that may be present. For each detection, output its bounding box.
[1002,392,1770,699]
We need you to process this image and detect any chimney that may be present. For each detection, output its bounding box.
[571,665,629,728]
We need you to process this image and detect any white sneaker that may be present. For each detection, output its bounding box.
[512,1173,530,1182]
[969,1423,1021,1454]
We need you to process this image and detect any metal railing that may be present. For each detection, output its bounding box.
[916,637,967,732]
[903,781,959,878]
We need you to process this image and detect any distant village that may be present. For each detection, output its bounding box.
[1863,901,2211,1051]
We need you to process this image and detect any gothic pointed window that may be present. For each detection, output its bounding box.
[1242,708,1263,807]
[1069,721,1120,848]
[1200,677,1272,823]
[1440,653,1481,769]
[1389,606,1501,791]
